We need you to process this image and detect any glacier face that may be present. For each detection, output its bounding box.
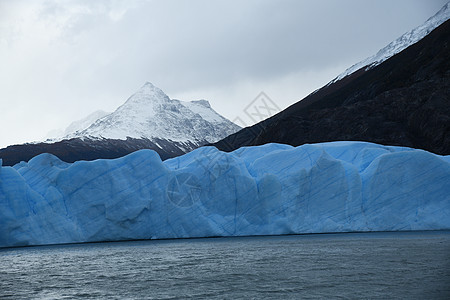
[1,141,449,248]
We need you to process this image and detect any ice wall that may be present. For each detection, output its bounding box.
[1,141,449,247]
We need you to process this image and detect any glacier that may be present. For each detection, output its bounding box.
[1,141,449,248]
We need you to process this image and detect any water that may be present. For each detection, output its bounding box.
[1,231,449,299]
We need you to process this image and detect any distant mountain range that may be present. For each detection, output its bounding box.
[213,3,450,155]
[0,83,240,166]
[2,3,449,166]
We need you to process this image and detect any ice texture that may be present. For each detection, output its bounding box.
[1,141,449,247]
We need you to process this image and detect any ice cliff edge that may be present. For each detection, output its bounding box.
[1,141,449,247]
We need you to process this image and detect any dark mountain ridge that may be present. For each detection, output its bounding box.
[213,19,450,155]
[0,138,195,166]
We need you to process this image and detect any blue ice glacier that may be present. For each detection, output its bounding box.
[1,141,449,247]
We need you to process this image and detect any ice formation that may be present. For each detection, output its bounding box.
[1,141,449,248]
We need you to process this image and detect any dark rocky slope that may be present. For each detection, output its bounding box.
[0,138,196,166]
[213,20,450,155]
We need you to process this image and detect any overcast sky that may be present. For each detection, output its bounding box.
[0,0,448,148]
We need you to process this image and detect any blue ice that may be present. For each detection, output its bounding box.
[1,141,449,247]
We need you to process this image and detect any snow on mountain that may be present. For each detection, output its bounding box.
[46,110,110,141]
[63,110,110,137]
[1,82,241,166]
[331,2,450,83]
[1,141,449,247]
[64,82,240,145]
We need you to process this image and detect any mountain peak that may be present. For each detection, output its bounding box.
[140,81,160,91]
[143,81,155,87]
[55,81,240,143]
[123,82,171,108]
[137,81,166,94]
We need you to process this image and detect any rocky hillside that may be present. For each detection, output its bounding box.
[213,15,450,155]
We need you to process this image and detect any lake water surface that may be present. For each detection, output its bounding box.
[1,231,449,299]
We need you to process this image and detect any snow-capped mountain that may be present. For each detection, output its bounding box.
[331,2,450,83]
[0,82,241,166]
[62,82,239,146]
